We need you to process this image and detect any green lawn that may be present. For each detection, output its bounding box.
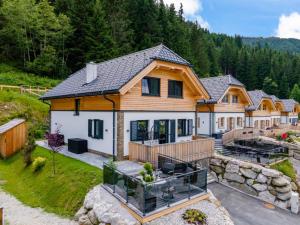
[0,146,102,217]
[0,63,60,88]
[270,159,297,182]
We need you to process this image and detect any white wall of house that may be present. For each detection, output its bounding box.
[123,111,195,155]
[281,115,289,124]
[51,111,116,155]
[197,112,245,135]
[246,116,271,128]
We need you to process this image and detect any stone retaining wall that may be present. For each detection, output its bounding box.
[210,155,299,212]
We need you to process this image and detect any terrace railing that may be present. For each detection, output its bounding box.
[102,162,207,216]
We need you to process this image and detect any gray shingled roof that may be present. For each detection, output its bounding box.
[199,75,244,103]
[41,44,191,100]
[246,90,273,111]
[270,95,280,102]
[281,99,299,112]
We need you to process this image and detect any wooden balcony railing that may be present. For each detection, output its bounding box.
[129,137,214,167]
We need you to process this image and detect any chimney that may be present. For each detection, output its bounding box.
[86,62,98,83]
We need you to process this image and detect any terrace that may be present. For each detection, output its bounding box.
[102,154,208,217]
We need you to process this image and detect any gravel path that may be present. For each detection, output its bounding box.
[146,190,234,225]
[0,189,78,225]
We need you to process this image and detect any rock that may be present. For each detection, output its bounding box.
[87,210,99,225]
[84,187,102,210]
[225,162,239,173]
[291,192,299,214]
[246,179,254,186]
[93,202,113,222]
[268,186,277,196]
[74,207,87,221]
[224,172,245,183]
[258,191,276,203]
[277,191,292,201]
[210,165,224,174]
[274,200,289,209]
[275,185,291,193]
[240,168,257,179]
[252,165,262,173]
[211,171,218,181]
[262,168,281,178]
[283,175,291,182]
[228,182,257,196]
[79,215,93,225]
[256,174,268,183]
[210,158,223,167]
[218,174,223,182]
[272,177,290,187]
[252,183,268,192]
[240,162,252,169]
[291,182,298,191]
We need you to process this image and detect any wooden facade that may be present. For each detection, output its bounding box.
[0,119,26,159]
[129,138,214,167]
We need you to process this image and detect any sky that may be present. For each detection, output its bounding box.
[163,0,300,39]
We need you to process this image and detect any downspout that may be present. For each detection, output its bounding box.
[103,94,116,161]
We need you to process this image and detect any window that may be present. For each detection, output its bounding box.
[130,120,148,141]
[218,117,225,129]
[222,95,229,103]
[168,80,183,98]
[88,119,104,139]
[178,119,193,136]
[237,117,243,127]
[232,95,238,103]
[266,120,270,127]
[263,104,267,110]
[142,77,160,96]
[74,99,80,116]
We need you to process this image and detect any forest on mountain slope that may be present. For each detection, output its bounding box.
[1,0,300,100]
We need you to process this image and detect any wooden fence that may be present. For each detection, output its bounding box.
[0,84,48,96]
[0,119,26,159]
[129,137,214,167]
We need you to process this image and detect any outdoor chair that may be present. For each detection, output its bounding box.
[161,162,175,175]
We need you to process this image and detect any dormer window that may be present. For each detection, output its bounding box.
[263,104,267,110]
[232,95,238,103]
[222,95,229,103]
[142,77,160,96]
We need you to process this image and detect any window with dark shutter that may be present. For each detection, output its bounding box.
[130,120,148,141]
[142,77,160,96]
[88,119,93,137]
[74,99,80,116]
[188,119,193,135]
[168,80,183,98]
[93,119,103,139]
[178,119,187,136]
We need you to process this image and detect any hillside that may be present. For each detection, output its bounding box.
[242,37,300,54]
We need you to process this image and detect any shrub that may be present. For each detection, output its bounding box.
[32,157,46,172]
[140,162,154,183]
[182,209,207,225]
[23,130,37,166]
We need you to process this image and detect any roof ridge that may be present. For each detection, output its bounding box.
[154,44,191,65]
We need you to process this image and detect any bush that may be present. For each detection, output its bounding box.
[23,130,37,166]
[182,209,207,225]
[139,162,154,183]
[32,157,46,172]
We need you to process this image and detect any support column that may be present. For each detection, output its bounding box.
[117,111,124,160]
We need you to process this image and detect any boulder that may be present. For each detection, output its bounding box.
[277,191,292,201]
[246,179,254,186]
[262,168,281,178]
[256,174,268,183]
[291,192,299,214]
[87,210,99,225]
[225,162,239,173]
[283,175,292,182]
[224,172,245,183]
[93,202,113,222]
[240,162,252,169]
[79,215,94,225]
[252,183,268,192]
[268,186,277,196]
[84,187,103,210]
[272,177,290,187]
[211,171,218,181]
[74,207,88,221]
[252,165,262,173]
[291,182,298,191]
[275,185,291,193]
[258,191,276,203]
[228,182,257,196]
[240,168,257,179]
[210,158,223,167]
[210,165,224,174]
[274,200,289,209]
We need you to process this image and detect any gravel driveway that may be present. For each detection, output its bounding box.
[0,189,77,225]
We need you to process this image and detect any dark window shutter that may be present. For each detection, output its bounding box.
[188,119,193,135]
[170,120,176,143]
[98,120,103,139]
[130,121,138,141]
[94,120,104,139]
[154,120,160,139]
[88,119,93,137]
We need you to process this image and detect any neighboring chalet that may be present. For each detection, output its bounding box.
[197,75,252,138]
[281,99,300,125]
[41,44,210,159]
[245,90,276,129]
[270,95,285,127]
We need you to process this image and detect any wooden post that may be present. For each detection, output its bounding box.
[0,208,3,225]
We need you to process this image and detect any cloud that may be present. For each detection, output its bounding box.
[163,0,209,29]
[276,12,300,39]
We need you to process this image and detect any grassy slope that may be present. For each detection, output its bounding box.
[0,147,102,217]
[270,159,297,182]
[0,63,60,88]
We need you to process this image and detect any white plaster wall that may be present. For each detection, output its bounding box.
[252,116,271,128]
[281,116,288,124]
[197,112,210,135]
[214,112,245,134]
[51,111,116,155]
[123,112,195,155]
[245,116,253,128]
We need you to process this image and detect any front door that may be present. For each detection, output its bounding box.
[154,120,170,144]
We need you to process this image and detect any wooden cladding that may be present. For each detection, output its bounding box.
[0,120,26,159]
[129,138,214,167]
